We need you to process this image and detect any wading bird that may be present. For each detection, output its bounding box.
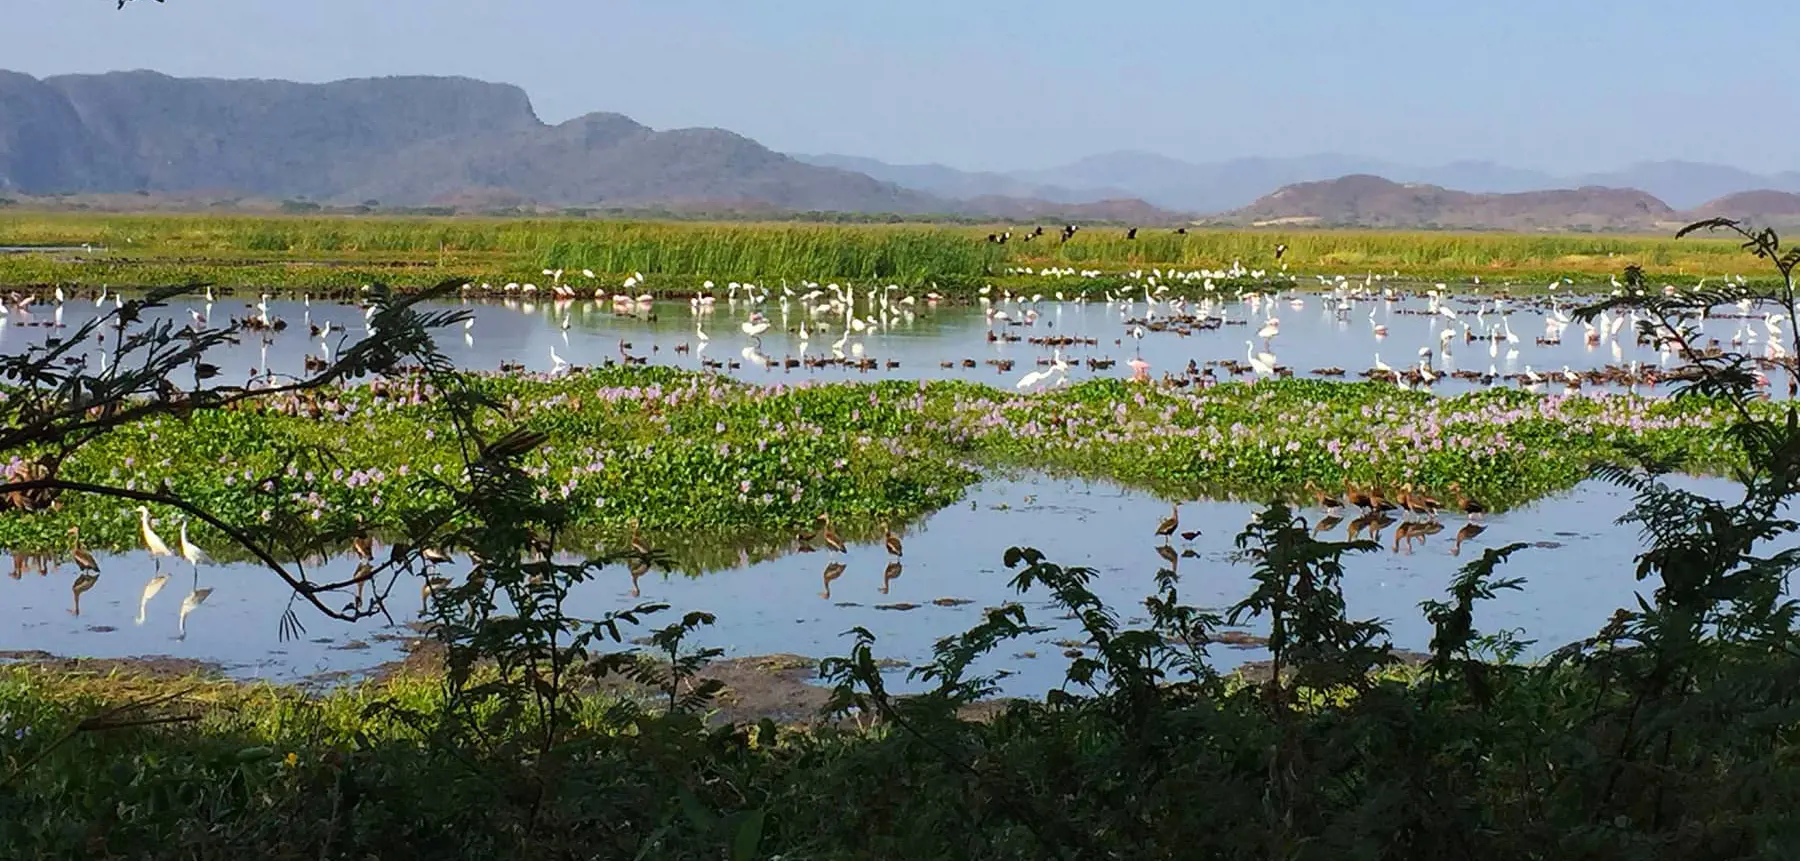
[178,520,209,582]
[819,514,847,554]
[68,526,99,577]
[136,506,173,574]
[1154,504,1179,542]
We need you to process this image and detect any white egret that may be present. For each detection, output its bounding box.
[136,506,173,574]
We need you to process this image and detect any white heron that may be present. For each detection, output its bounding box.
[178,521,210,582]
[136,506,173,574]
[1246,341,1276,377]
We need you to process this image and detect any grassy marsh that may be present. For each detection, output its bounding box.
[0,212,1773,294]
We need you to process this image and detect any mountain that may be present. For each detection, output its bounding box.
[803,151,1800,216]
[1690,190,1800,222]
[805,151,1574,213]
[1007,151,1405,212]
[1572,161,1800,210]
[0,70,954,213]
[1223,174,1677,230]
[790,154,1135,205]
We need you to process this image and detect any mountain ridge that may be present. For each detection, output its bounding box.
[801,151,1800,214]
[0,69,1183,220]
[1212,174,1800,231]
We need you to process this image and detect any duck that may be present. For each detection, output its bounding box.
[1154,503,1179,540]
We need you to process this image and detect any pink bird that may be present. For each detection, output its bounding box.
[1128,357,1151,383]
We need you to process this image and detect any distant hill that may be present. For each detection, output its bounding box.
[0,70,996,216]
[790,153,1136,205]
[1221,174,1678,230]
[1575,162,1800,210]
[804,151,1800,215]
[1689,190,1800,222]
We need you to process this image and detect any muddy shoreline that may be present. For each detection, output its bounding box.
[2,641,1433,725]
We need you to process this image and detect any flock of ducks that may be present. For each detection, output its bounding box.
[1143,477,1492,561]
[1311,480,1491,556]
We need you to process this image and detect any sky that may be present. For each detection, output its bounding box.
[11,0,1799,174]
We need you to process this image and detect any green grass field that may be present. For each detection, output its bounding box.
[0,211,1768,293]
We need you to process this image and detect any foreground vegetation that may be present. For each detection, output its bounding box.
[5,504,1800,859]
[0,370,1751,564]
[0,211,1776,293]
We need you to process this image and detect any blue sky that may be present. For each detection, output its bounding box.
[12,0,1795,173]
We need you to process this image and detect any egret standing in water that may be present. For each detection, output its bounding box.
[741,312,771,347]
[136,506,173,574]
[178,520,209,585]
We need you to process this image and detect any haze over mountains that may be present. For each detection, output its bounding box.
[796,151,1800,214]
[3,70,1800,229]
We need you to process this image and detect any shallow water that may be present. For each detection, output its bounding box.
[0,474,1737,696]
[9,287,1787,395]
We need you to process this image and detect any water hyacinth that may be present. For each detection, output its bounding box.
[0,367,1756,556]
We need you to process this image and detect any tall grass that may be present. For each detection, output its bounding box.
[1031,228,1750,274]
[0,212,1761,284]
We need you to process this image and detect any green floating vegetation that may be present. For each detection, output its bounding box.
[0,211,1771,293]
[0,370,1750,562]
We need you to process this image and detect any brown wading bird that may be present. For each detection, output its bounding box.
[1345,481,1373,512]
[883,523,903,558]
[350,527,374,563]
[628,518,652,556]
[819,514,847,554]
[1154,504,1179,541]
[68,526,99,576]
[1448,482,1488,522]
[1409,484,1443,520]
[1367,486,1398,515]
[1397,484,1435,521]
[1306,480,1343,512]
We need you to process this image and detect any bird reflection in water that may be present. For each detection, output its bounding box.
[820,560,846,600]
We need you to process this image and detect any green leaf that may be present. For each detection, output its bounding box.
[730,809,766,861]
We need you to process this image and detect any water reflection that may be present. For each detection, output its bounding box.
[0,475,1739,694]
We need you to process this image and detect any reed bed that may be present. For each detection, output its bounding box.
[0,212,1760,288]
